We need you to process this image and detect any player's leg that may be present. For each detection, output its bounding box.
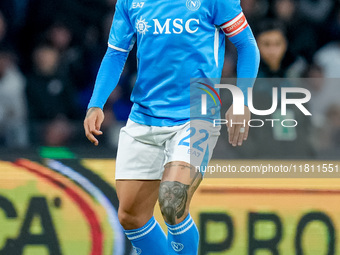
[116,180,160,230]
[115,120,168,254]
[159,120,221,254]
[116,180,167,254]
[159,162,202,254]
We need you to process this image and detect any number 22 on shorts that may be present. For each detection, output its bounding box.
[178,127,209,154]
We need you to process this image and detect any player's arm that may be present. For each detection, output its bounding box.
[84,0,135,146]
[84,47,128,146]
[213,0,260,146]
[222,13,260,146]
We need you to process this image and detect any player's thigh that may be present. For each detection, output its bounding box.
[117,180,160,228]
[115,120,166,228]
[159,161,202,225]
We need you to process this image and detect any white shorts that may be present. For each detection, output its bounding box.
[115,119,220,180]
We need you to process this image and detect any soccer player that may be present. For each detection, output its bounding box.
[84,0,259,254]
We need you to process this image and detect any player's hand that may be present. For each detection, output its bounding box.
[225,105,251,147]
[84,107,104,146]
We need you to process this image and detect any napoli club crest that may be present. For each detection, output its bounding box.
[186,0,201,11]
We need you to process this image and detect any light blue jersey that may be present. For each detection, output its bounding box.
[88,0,259,126]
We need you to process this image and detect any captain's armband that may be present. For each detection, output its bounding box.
[220,12,248,38]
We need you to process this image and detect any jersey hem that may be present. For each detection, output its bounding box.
[129,115,190,127]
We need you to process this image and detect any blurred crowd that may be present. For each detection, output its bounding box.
[0,0,339,159]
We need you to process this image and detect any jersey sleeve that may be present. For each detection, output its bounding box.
[108,0,136,52]
[213,0,260,106]
[87,47,128,110]
[213,0,243,27]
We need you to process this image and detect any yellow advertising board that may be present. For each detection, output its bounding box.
[1,158,340,254]
[0,159,124,255]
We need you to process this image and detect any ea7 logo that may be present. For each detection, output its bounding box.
[132,2,144,8]
[153,18,200,34]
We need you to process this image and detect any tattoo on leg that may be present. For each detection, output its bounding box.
[159,181,189,225]
[164,162,196,171]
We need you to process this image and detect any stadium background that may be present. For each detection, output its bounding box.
[0,0,340,254]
